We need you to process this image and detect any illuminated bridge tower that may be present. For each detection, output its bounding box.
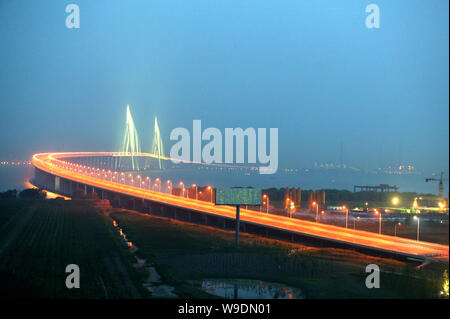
[119,104,141,171]
[151,117,165,170]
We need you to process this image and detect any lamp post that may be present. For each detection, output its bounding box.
[290,200,295,218]
[264,194,269,213]
[414,216,420,241]
[137,175,142,188]
[375,209,381,234]
[343,205,348,228]
[207,186,213,203]
[261,194,267,213]
[288,200,295,217]
[192,184,198,200]
[394,222,402,237]
[166,180,172,194]
[312,201,318,222]
[179,181,185,197]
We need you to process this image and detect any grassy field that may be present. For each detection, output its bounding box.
[110,209,448,299]
[0,199,148,299]
[0,198,447,299]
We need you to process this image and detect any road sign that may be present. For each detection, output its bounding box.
[215,188,261,206]
[215,188,262,247]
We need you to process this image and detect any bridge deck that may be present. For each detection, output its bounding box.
[32,152,449,262]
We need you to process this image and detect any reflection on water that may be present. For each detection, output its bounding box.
[196,279,303,299]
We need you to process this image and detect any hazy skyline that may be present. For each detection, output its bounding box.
[0,0,448,175]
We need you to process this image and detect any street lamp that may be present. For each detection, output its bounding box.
[343,205,348,228]
[263,194,269,213]
[261,194,267,212]
[394,222,402,237]
[207,186,213,203]
[290,201,295,217]
[312,201,318,222]
[192,184,198,200]
[392,197,400,206]
[414,216,420,241]
[289,200,295,218]
[179,181,185,197]
[137,175,142,188]
[374,209,381,234]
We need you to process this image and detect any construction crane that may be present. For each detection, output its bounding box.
[425,172,447,198]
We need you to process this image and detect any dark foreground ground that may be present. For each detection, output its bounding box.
[0,198,448,299]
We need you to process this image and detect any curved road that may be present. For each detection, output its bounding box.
[32,152,449,262]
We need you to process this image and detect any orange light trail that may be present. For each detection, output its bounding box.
[32,152,449,262]
[24,180,71,200]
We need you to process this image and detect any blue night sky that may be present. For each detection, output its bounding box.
[0,0,448,175]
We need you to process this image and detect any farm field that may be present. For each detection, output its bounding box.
[0,199,147,298]
[0,198,447,299]
[110,209,448,299]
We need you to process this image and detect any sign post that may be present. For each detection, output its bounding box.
[215,187,262,247]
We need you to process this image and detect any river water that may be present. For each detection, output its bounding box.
[192,279,303,299]
[0,165,444,195]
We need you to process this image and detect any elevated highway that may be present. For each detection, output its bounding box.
[32,152,449,263]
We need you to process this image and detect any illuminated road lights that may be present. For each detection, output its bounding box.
[263,194,269,213]
[136,175,142,188]
[374,209,381,234]
[179,181,186,197]
[31,153,450,261]
[192,184,198,200]
[166,180,172,193]
[207,186,213,203]
[343,205,348,228]
[288,199,295,218]
[312,201,319,222]
[392,197,400,206]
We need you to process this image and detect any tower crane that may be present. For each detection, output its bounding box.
[425,172,447,198]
